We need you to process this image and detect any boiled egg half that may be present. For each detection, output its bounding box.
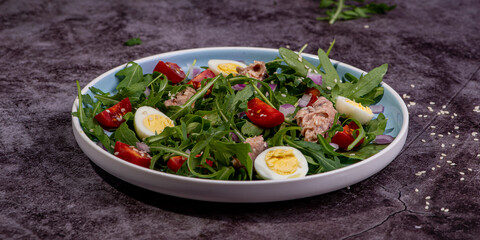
[208,59,247,76]
[134,106,174,140]
[254,146,308,180]
[335,96,374,124]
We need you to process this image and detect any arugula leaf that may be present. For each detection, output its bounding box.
[145,125,180,144]
[317,0,396,24]
[337,143,388,160]
[285,138,344,172]
[90,122,113,153]
[124,38,142,46]
[267,126,301,147]
[169,75,222,120]
[279,47,320,77]
[116,62,143,90]
[75,81,86,124]
[364,113,387,136]
[94,95,120,106]
[195,110,221,126]
[355,86,384,105]
[274,91,299,106]
[241,121,263,137]
[210,140,254,180]
[114,122,139,146]
[324,113,343,142]
[317,48,340,89]
[187,130,230,178]
[230,84,254,112]
[214,167,236,180]
[337,64,387,102]
[149,144,189,158]
[74,81,113,152]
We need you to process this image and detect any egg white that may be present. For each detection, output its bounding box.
[134,106,174,140]
[254,146,309,180]
[335,96,374,124]
[208,59,247,76]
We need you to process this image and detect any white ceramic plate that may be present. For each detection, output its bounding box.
[72,47,409,203]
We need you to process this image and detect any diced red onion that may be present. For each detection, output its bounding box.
[186,63,202,78]
[329,142,339,151]
[370,104,384,114]
[232,84,246,91]
[237,111,246,118]
[136,142,150,153]
[229,132,239,142]
[191,68,202,78]
[279,104,296,116]
[144,87,151,97]
[374,135,394,144]
[186,149,191,154]
[307,73,322,85]
[269,84,277,92]
[266,84,277,97]
[96,141,107,151]
[298,94,312,108]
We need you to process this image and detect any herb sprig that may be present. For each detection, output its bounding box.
[317,0,396,24]
[124,37,142,46]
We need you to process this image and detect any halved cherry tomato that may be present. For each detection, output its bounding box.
[305,87,320,97]
[168,155,213,172]
[94,97,131,130]
[167,156,187,172]
[187,69,216,89]
[195,154,214,168]
[331,121,365,150]
[246,98,285,128]
[305,87,320,107]
[153,61,186,84]
[205,159,213,167]
[114,141,151,168]
[187,69,216,96]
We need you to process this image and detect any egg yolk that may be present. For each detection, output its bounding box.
[218,63,240,75]
[345,99,373,114]
[265,149,298,175]
[143,114,173,134]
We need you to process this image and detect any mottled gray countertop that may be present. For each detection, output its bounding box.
[1,0,479,239]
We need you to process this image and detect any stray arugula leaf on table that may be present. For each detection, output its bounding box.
[317,0,396,24]
[124,37,142,46]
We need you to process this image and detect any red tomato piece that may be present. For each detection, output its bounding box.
[331,122,364,150]
[187,69,216,89]
[153,61,186,84]
[114,141,152,168]
[195,154,214,168]
[94,97,132,130]
[167,156,187,172]
[305,87,321,97]
[246,98,285,128]
[305,87,320,107]
[306,95,318,107]
[206,159,213,167]
[187,69,216,96]
[167,155,213,173]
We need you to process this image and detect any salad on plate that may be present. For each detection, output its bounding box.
[73,43,393,181]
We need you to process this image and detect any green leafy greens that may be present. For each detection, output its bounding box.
[317,0,396,24]
[73,42,392,181]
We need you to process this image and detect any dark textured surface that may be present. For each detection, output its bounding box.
[1,0,479,239]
